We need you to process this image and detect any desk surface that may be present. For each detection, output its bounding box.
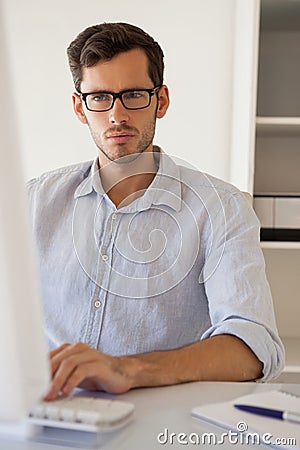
[0,381,291,449]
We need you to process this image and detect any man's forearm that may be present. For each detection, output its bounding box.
[121,334,263,389]
[45,335,263,399]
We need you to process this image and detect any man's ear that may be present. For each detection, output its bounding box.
[72,92,88,124]
[156,85,170,119]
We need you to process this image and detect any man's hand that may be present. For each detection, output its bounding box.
[45,343,132,400]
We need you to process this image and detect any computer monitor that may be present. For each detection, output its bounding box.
[0,6,50,423]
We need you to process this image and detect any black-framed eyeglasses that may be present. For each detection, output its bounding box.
[80,86,161,112]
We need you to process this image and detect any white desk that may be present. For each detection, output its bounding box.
[0,381,293,449]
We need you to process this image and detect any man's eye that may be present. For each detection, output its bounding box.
[124,91,143,100]
[91,94,111,102]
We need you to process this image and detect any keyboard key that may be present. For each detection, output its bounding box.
[76,410,103,425]
[60,407,77,422]
[44,404,60,420]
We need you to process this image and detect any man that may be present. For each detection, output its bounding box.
[27,23,284,400]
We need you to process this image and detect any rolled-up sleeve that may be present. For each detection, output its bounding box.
[201,191,285,381]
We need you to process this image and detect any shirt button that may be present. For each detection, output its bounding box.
[102,254,108,261]
[94,300,101,308]
[111,213,117,220]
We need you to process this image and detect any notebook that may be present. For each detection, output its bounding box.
[191,389,300,450]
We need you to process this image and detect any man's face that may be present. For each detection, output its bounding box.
[72,48,169,166]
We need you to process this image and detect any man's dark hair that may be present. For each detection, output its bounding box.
[67,22,164,92]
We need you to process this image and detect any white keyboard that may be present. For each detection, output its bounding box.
[27,396,135,432]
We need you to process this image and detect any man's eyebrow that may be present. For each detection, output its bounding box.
[83,87,152,94]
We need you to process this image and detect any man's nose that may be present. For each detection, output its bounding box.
[109,98,130,125]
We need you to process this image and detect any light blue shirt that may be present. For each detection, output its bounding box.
[27,148,284,381]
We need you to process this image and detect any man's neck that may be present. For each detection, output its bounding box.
[99,150,158,208]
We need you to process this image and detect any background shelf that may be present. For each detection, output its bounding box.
[261,241,300,250]
[256,116,300,136]
[282,337,300,373]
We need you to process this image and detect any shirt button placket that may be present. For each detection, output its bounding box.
[92,211,117,348]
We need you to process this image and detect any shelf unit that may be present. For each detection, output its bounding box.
[254,0,300,375]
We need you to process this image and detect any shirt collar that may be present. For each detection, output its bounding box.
[149,147,182,212]
[74,147,182,212]
[74,157,105,199]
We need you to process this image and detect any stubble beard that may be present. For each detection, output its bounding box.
[87,115,157,165]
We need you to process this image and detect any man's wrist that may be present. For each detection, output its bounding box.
[118,354,159,390]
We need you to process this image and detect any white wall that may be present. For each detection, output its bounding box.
[2,0,245,185]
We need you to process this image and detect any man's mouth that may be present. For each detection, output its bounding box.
[107,133,135,143]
